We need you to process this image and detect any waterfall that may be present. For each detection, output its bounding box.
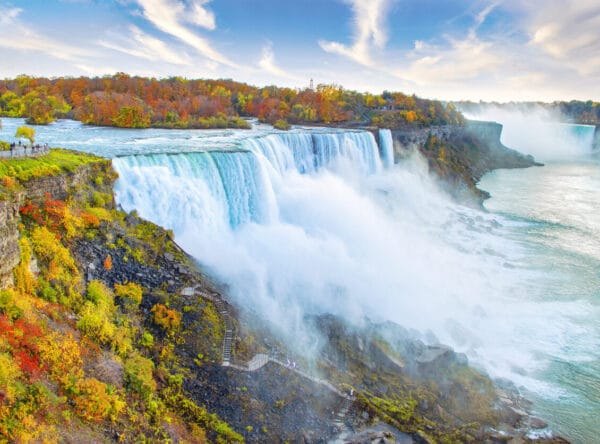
[378,129,394,168]
[242,130,382,175]
[114,129,385,233]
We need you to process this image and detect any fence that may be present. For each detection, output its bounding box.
[0,145,49,159]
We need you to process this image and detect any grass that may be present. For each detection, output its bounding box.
[0,148,106,182]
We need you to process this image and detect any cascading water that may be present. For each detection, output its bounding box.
[378,129,395,168]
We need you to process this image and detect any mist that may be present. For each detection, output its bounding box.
[463,105,596,161]
[112,129,589,395]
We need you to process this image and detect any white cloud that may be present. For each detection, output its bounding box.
[99,25,192,65]
[521,0,600,75]
[258,42,296,79]
[0,5,91,62]
[188,0,216,30]
[319,0,393,66]
[135,0,236,67]
[399,34,502,86]
[0,5,21,24]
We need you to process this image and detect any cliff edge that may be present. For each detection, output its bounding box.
[390,120,540,204]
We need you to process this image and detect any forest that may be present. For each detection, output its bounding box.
[0,74,465,130]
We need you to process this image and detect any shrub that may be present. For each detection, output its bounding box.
[0,352,22,402]
[86,280,114,307]
[38,331,83,389]
[114,282,143,308]
[124,353,156,399]
[273,119,290,130]
[72,377,125,422]
[103,255,112,271]
[77,301,116,345]
[151,303,181,334]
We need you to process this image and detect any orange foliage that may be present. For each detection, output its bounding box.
[151,303,181,333]
[103,255,112,271]
[0,74,465,129]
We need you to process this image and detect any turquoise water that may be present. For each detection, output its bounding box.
[479,155,600,443]
[1,118,598,442]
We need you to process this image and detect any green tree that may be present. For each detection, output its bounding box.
[15,126,35,144]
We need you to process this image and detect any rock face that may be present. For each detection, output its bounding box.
[0,159,114,290]
[390,120,540,205]
[0,196,24,288]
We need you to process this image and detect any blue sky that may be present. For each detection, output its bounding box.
[1,0,599,101]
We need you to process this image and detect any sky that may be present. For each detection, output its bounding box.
[0,0,599,101]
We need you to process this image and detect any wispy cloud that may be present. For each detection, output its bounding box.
[395,3,504,89]
[135,0,236,67]
[0,5,91,62]
[258,42,297,79]
[319,0,393,66]
[99,25,192,65]
[522,0,600,75]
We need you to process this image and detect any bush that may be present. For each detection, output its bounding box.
[114,282,143,308]
[152,303,182,334]
[72,377,125,422]
[86,280,114,307]
[124,353,156,398]
[273,119,290,130]
[77,301,116,345]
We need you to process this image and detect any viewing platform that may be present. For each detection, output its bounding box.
[0,144,49,159]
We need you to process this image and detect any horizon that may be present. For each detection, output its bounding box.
[1,1,599,102]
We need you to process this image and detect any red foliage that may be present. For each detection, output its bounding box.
[0,315,46,380]
[19,194,68,235]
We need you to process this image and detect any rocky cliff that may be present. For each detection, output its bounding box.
[0,197,22,287]
[0,160,115,289]
[390,120,539,204]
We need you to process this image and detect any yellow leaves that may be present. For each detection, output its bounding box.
[77,301,116,346]
[14,237,37,297]
[30,226,78,275]
[72,377,125,423]
[0,352,22,403]
[152,303,182,334]
[114,282,143,308]
[38,331,84,389]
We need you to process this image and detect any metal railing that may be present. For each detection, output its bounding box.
[0,145,49,159]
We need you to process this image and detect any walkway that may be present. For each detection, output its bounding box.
[181,285,356,428]
[0,145,49,159]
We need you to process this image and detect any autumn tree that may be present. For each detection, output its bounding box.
[15,126,35,144]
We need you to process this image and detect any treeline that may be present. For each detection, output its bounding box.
[0,74,465,129]
[455,100,600,125]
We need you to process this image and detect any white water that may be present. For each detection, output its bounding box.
[378,128,395,168]
[1,117,597,442]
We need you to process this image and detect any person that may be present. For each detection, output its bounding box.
[350,388,354,397]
